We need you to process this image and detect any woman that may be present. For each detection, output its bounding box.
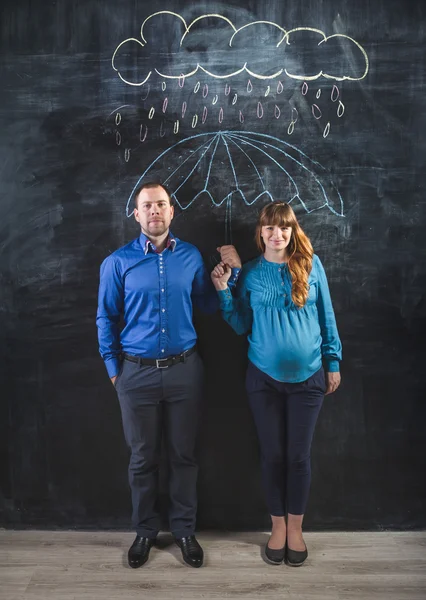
[212,202,342,566]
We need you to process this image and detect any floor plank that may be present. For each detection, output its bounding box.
[0,531,425,600]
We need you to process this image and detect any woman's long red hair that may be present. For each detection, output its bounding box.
[255,203,313,307]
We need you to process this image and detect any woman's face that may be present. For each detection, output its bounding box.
[261,224,292,254]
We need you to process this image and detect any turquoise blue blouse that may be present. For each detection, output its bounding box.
[217,254,342,383]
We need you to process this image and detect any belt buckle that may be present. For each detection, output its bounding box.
[156,358,169,369]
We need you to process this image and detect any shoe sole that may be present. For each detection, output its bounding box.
[265,556,284,565]
[285,558,307,567]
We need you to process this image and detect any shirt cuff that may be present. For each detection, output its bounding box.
[228,267,241,286]
[324,358,340,373]
[105,357,121,378]
[217,287,233,307]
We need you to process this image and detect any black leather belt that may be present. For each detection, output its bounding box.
[123,346,196,369]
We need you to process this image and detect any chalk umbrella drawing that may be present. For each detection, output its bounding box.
[126,131,344,230]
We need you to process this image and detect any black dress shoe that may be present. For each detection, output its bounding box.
[265,543,285,564]
[285,543,308,567]
[174,535,204,568]
[128,535,155,568]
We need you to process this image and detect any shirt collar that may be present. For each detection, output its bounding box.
[139,232,177,255]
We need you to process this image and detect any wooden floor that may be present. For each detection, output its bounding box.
[1,531,425,600]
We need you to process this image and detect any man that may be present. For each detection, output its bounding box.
[97,182,240,568]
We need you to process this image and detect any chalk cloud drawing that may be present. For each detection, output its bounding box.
[110,11,370,223]
[112,12,369,86]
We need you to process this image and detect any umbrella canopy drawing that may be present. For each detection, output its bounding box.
[126,131,344,232]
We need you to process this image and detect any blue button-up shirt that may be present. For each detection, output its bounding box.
[97,232,239,378]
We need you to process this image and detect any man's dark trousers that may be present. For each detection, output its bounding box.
[115,350,204,539]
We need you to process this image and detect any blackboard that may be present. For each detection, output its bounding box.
[1,0,425,531]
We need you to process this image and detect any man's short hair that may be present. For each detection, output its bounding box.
[133,182,174,208]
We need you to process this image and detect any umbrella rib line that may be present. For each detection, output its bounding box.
[231,132,315,177]
[228,134,300,201]
[173,134,220,195]
[221,134,240,190]
[236,132,344,216]
[164,134,219,186]
[231,131,326,170]
[204,134,222,190]
[126,132,218,216]
[224,134,266,191]
[230,133,343,214]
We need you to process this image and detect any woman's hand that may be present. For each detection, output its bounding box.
[325,371,341,395]
[211,262,232,291]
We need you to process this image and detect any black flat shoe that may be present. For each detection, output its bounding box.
[174,535,204,568]
[128,535,155,568]
[265,543,285,564]
[285,544,308,567]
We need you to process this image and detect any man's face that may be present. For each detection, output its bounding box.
[134,186,174,238]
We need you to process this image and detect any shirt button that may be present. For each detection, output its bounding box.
[162,308,166,313]
[161,288,164,292]
[162,329,165,333]
[161,349,165,353]
[278,268,281,272]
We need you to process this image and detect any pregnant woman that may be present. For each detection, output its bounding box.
[212,202,342,566]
